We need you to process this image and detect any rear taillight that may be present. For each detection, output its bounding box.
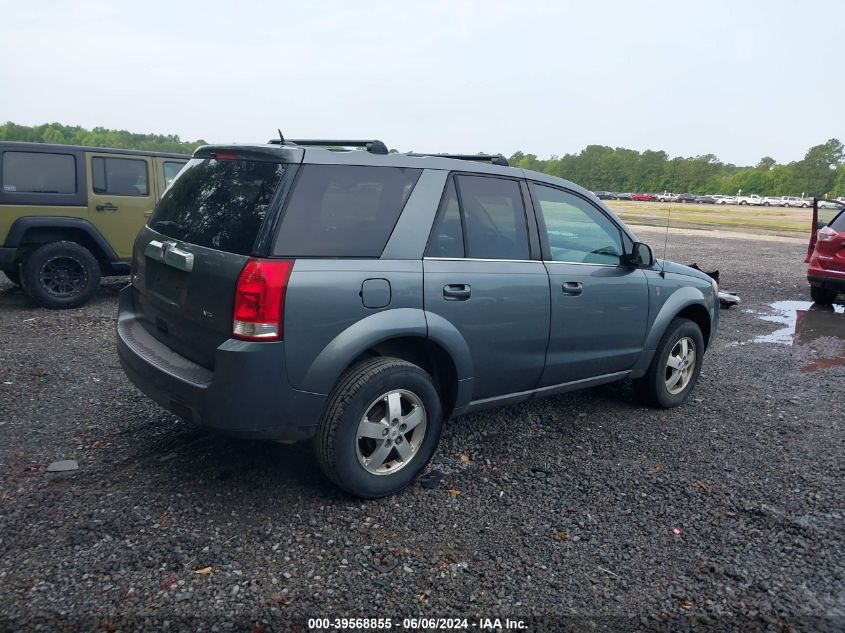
[817,226,839,242]
[233,258,294,341]
[211,151,239,161]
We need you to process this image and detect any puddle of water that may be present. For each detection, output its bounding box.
[745,300,845,371]
[751,300,844,345]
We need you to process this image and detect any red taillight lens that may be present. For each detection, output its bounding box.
[233,258,294,341]
[817,226,839,242]
[211,151,239,161]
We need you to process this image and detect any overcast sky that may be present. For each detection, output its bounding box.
[1,0,842,165]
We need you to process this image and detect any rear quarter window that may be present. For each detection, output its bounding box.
[1,151,76,194]
[274,165,422,257]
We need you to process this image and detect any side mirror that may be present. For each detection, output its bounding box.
[626,242,655,268]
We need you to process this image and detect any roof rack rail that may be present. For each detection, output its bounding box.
[268,138,389,155]
[407,153,509,167]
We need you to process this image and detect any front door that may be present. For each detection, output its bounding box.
[86,152,154,260]
[528,182,649,385]
[423,174,550,400]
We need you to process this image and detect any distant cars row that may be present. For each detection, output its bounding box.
[593,191,840,208]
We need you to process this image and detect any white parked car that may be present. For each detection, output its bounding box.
[656,192,679,202]
[716,195,738,205]
[760,196,783,206]
[779,196,811,208]
[736,194,763,205]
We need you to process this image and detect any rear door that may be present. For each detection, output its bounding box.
[132,154,293,368]
[423,174,550,400]
[86,152,155,259]
[529,182,649,385]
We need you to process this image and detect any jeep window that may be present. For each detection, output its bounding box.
[163,161,185,188]
[150,158,287,256]
[531,184,623,265]
[92,157,149,196]
[426,179,464,258]
[455,175,529,260]
[275,165,422,258]
[1,151,76,194]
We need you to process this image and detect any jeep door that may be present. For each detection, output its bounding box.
[423,174,550,400]
[86,152,155,259]
[528,182,649,385]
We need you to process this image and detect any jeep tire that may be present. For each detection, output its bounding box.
[21,241,101,309]
[634,317,705,408]
[315,357,443,498]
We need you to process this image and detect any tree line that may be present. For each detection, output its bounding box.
[0,122,204,155]
[2,122,843,197]
[509,138,844,197]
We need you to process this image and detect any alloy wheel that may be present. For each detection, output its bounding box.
[665,337,696,395]
[356,389,427,475]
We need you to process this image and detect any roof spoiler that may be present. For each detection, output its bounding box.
[267,138,389,155]
[406,153,509,167]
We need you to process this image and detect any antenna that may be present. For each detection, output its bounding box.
[660,158,679,278]
[277,129,285,144]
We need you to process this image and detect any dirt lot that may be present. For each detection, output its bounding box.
[0,232,843,632]
[608,200,816,237]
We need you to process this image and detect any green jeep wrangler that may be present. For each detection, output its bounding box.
[0,142,188,308]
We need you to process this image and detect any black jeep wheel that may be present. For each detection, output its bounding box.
[21,241,101,309]
[315,357,443,498]
[2,265,21,286]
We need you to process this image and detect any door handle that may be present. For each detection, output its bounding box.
[561,281,583,296]
[144,210,153,218]
[95,203,119,213]
[443,284,471,300]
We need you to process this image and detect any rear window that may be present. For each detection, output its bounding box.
[2,151,76,194]
[274,165,422,257]
[149,158,287,256]
[829,210,845,231]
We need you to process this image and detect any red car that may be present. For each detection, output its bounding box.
[806,199,845,304]
[631,193,656,201]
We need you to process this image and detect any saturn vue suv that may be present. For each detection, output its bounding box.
[116,137,719,498]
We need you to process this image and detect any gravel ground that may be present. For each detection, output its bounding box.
[0,232,843,632]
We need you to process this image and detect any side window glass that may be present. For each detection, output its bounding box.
[92,157,149,196]
[2,151,76,194]
[163,161,185,188]
[532,184,623,265]
[426,179,464,258]
[455,175,529,260]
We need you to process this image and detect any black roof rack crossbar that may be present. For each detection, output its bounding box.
[407,153,509,167]
[267,138,388,155]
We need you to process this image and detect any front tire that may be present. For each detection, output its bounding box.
[315,357,443,498]
[810,285,837,305]
[21,241,101,309]
[634,318,705,408]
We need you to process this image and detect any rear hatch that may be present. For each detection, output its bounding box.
[131,147,300,369]
[807,200,845,270]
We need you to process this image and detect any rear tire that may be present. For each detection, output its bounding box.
[314,357,443,498]
[634,318,705,408]
[810,285,837,305]
[21,241,101,309]
[2,265,21,286]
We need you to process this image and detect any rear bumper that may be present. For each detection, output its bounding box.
[116,286,325,441]
[808,272,845,294]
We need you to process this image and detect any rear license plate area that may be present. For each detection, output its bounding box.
[146,259,186,303]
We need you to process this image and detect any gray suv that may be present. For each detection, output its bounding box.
[117,138,719,498]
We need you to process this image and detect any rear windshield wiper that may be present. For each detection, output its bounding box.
[151,220,185,233]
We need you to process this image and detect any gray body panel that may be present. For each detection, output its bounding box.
[117,143,720,439]
[541,262,649,385]
[422,258,551,399]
